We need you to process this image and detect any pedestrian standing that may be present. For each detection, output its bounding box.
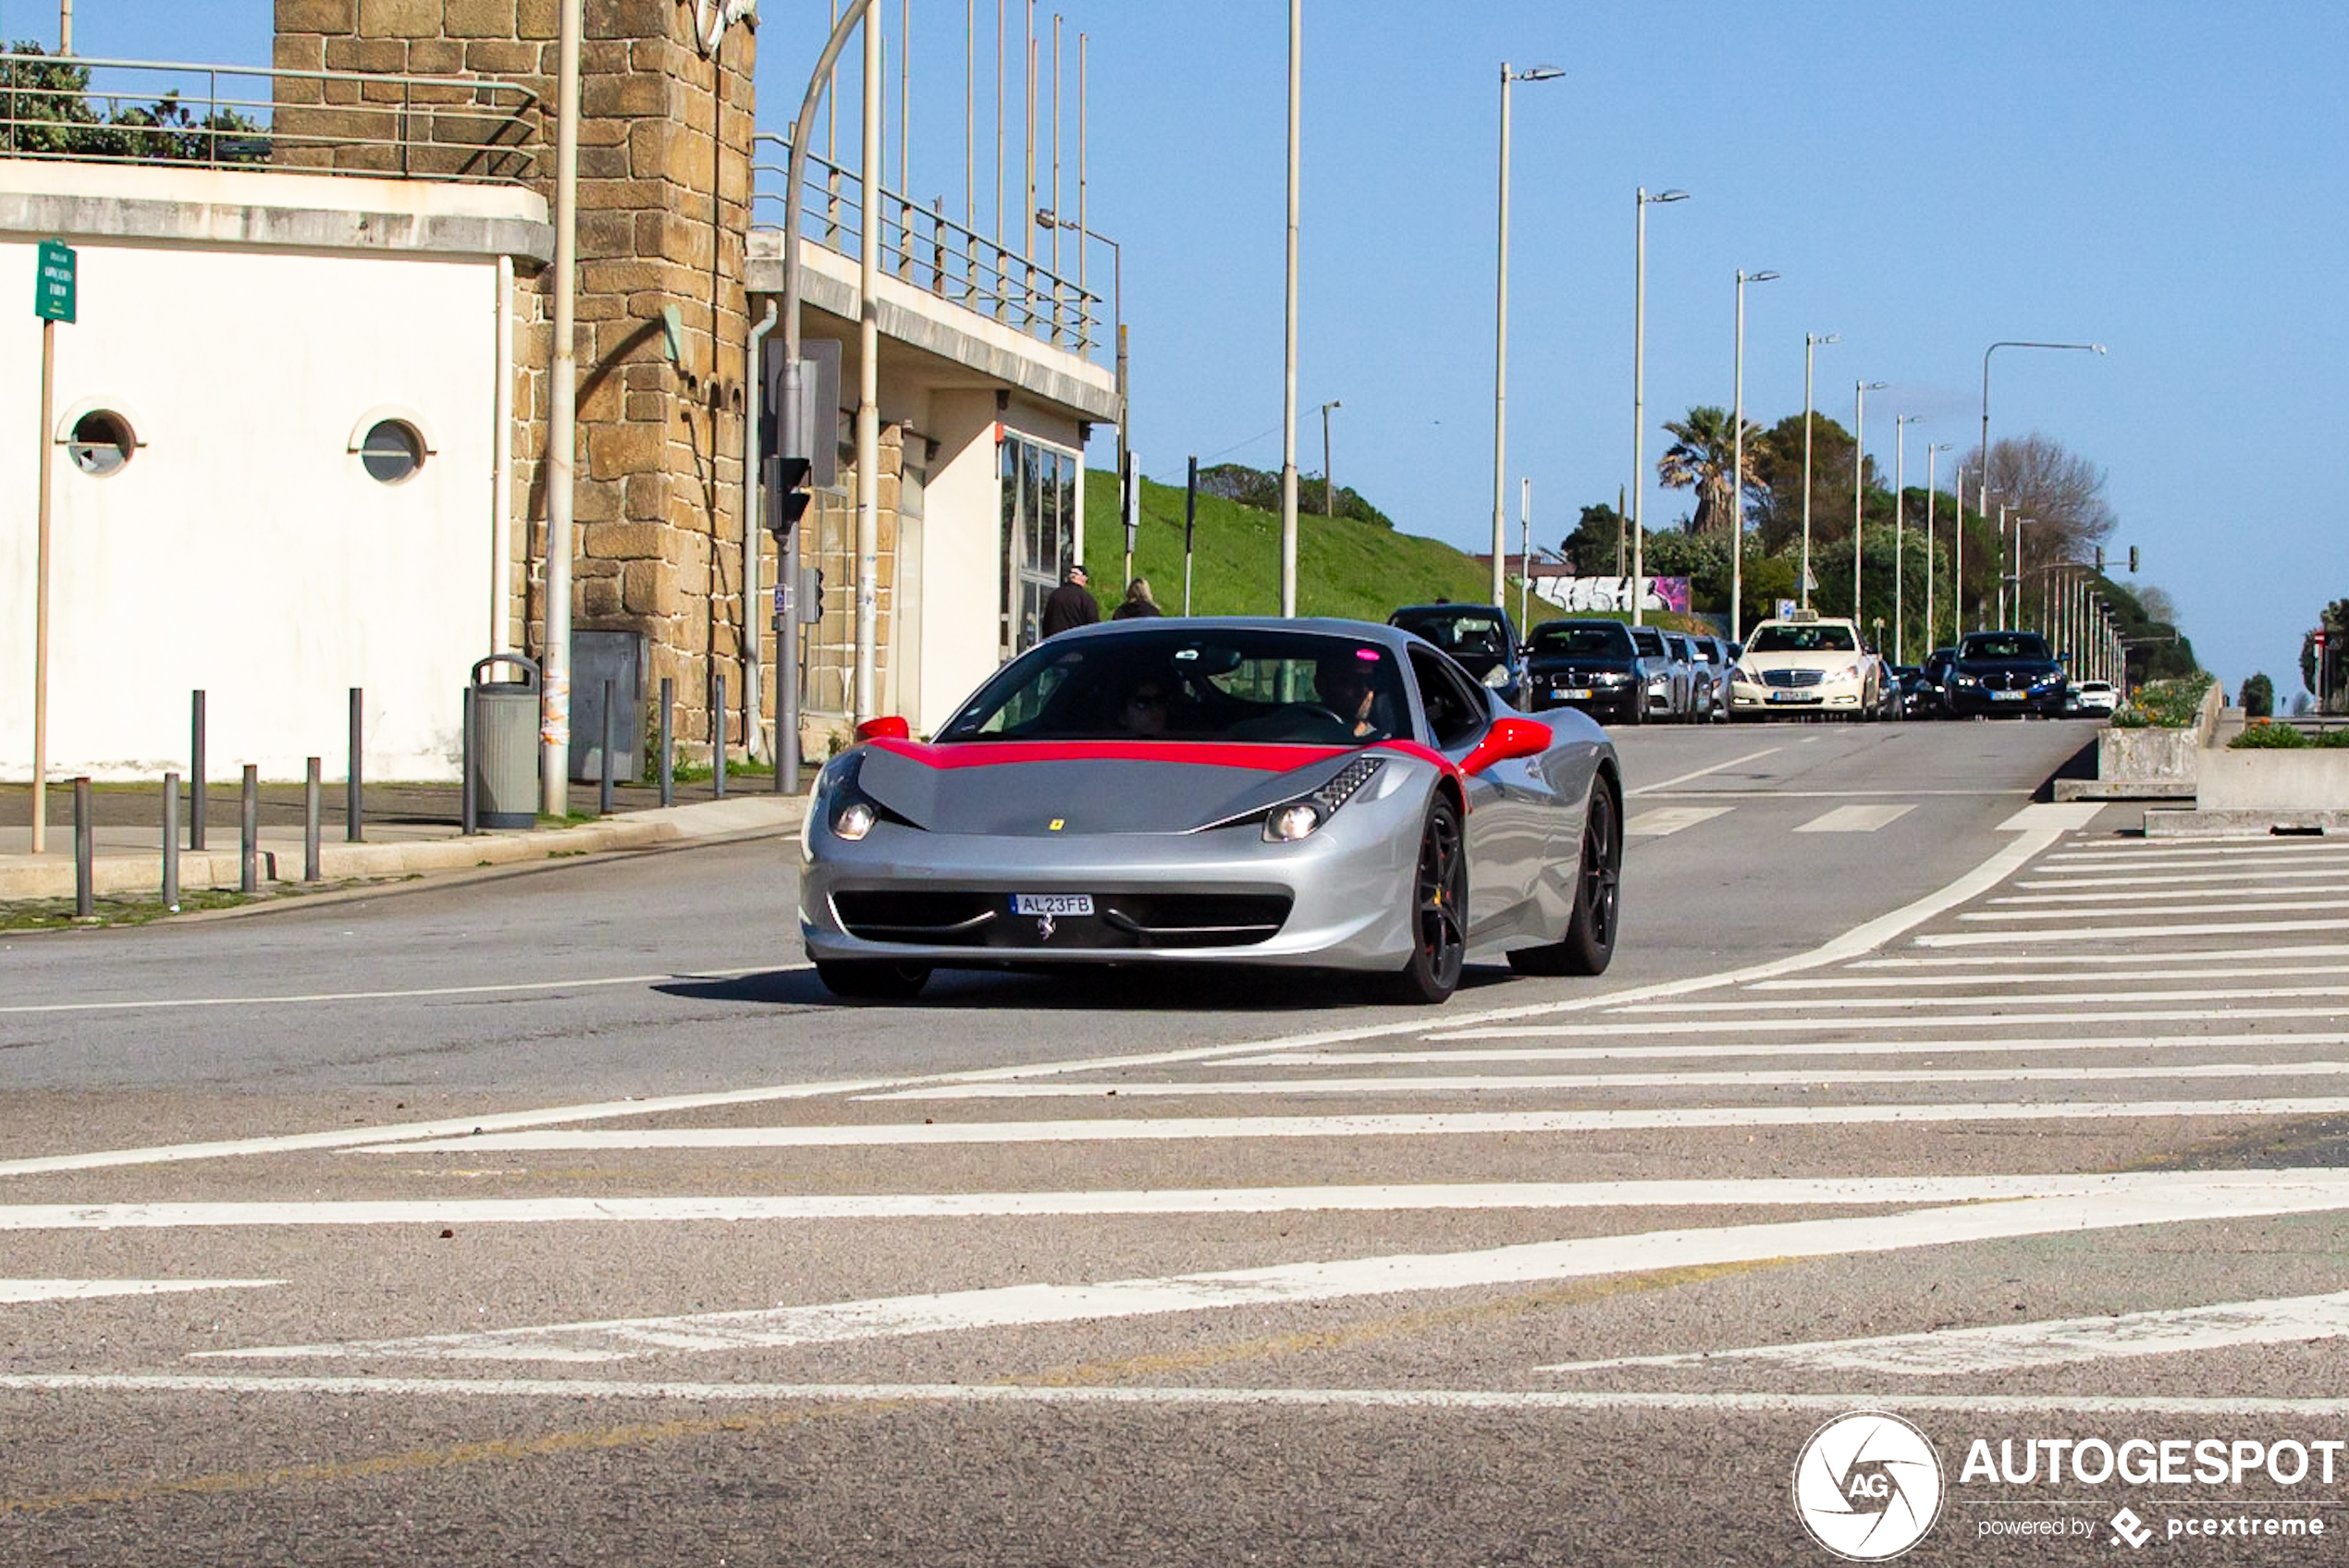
[1040,563,1101,638]
[1111,577,1164,620]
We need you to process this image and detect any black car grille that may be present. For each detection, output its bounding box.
[832,889,1293,949]
[1762,668,1826,688]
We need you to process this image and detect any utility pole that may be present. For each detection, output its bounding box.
[540,0,582,816]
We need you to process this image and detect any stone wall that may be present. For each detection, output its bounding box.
[274,0,759,763]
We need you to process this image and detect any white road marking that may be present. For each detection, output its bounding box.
[1543,1292,2349,1378]
[7,1172,2314,1231]
[0,1279,281,1304]
[1993,885,2349,906]
[2019,866,2349,890]
[1916,918,2349,948]
[1640,790,2015,799]
[366,1097,2349,1154]
[1795,803,1917,833]
[13,1374,2349,1417]
[1997,803,2106,830]
[1854,944,2349,969]
[1625,806,1731,838]
[199,1180,2349,1365]
[1756,964,2349,990]
[0,830,2068,1181]
[1959,898,2349,923]
[1224,1033,2349,1068]
[1437,1006,2349,1038]
[2049,840,2349,859]
[862,1061,2349,1099]
[1626,748,1781,796]
[0,966,781,1017]
[1617,985,2349,1013]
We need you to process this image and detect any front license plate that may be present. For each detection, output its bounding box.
[1991,691,2025,702]
[1013,892,1093,917]
[1563,688,1595,700]
[1769,691,1814,704]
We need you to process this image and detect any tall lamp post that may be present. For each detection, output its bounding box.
[1977,338,2106,628]
[1278,0,1300,617]
[1851,378,1886,626]
[1630,186,1689,626]
[1729,267,1778,644]
[1923,442,1952,651]
[1317,397,1342,517]
[1799,331,1839,608]
[1491,62,1564,612]
[1892,413,1921,664]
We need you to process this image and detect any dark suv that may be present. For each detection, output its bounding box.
[1389,603,1523,708]
[1523,619,1668,724]
[1945,630,2068,718]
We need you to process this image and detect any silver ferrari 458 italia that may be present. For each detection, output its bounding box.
[798,618,1623,1003]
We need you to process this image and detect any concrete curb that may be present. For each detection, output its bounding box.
[0,794,806,902]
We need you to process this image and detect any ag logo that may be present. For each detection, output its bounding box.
[1791,1411,1944,1561]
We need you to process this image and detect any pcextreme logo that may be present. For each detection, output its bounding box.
[1792,1411,1946,1562]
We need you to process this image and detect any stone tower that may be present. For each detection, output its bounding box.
[273,0,759,763]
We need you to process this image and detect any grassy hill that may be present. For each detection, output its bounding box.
[1077,469,1715,634]
[1078,470,1494,620]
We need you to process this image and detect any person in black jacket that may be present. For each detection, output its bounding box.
[1039,563,1100,638]
[1111,577,1164,619]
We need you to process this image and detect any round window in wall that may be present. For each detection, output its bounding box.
[68,410,134,476]
[360,418,424,484]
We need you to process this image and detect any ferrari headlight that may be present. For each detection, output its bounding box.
[1266,802,1323,842]
[833,801,877,841]
[1482,665,1511,689]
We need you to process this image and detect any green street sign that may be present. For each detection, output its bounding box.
[34,239,74,324]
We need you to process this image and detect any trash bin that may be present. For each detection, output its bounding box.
[470,654,541,830]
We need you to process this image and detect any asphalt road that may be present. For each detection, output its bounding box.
[10,717,2349,1565]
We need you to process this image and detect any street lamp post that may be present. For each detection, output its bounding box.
[1492,62,1563,612]
[1630,185,1689,626]
[1893,413,1920,664]
[1729,268,1778,644]
[1923,442,1952,651]
[1977,338,2106,631]
[1318,397,1342,517]
[1800,331,1839,609]
[1851,378,1886,627]
[1278,0,1300,617]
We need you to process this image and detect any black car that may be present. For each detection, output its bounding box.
[1918,646,1959,718]
[1523,619,1669,724]
[1945,630,2068,718]
[1890,664,1937,718]
[1389,603,1524,708]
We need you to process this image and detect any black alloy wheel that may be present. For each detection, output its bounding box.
[1509,776,1620,977]
[814,957,933,1001]
[1382,793,1468,1004]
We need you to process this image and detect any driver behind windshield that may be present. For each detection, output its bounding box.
[1313,652,1394,741]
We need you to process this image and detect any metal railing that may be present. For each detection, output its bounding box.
[751,134,1110,361]
[0,52,539,182]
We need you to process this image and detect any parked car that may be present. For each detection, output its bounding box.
[1891,665,1937,719]
[1389,603,1524,708]
[800,618,1624,1003]
[1726,611,1883,718]
[2067,679,2120,717]
[1628,624,1691,720]
[1917,647,1959,719]
[1945,630,2069,718]
[1687,634,1733,721]
[1522,619,1659,725]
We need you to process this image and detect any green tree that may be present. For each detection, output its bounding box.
[1656,405,1763,541]
[1194,462,1392,529]
[1744,413,1877,557]
[1,44,265,164]
[2240,673,2275,717]
[1562,500,1628,577]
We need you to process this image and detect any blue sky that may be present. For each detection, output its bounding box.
[59,2,2347,692]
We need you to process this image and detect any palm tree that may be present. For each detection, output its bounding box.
[1657,405,1764,540]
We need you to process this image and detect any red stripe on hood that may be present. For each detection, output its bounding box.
[869,737,1458,775]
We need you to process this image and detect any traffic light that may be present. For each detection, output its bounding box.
[2128,545,2140,573]
[765,455,812,537]
[800,565,825,625]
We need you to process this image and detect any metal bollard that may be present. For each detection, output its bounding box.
[461,686,478,837]
[240,764,258,894]
[658,677,673,808]
[162,772,179,913]
[190,689,206,851]
[598,677,615,816]
[73,777,92,919]
[304,757,322,881]
[347,686,364,843]
[713,672,728,800]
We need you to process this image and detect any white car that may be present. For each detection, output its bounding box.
[1728,612,1883,718]
[2067,679,2119,717]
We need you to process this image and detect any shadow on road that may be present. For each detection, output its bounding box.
[656,963,1520,1014]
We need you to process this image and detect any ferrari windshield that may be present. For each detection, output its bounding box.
[936,628,1412,747]
[1960,631,2053,661]
[1747,623,1858,654]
